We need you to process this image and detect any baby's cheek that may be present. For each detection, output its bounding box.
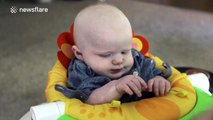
[126,56,134,67]
[92,63,109,75]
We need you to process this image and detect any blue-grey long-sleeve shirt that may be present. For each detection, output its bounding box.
[63,49,164,102]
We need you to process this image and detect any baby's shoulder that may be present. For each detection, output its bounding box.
[131,48,145,59]
[69,58,88,70]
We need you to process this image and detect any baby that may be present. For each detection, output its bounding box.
[56,3,171,105]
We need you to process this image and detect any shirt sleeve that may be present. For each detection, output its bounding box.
[67,58,111,98]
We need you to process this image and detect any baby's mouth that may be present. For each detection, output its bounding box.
[110,68,123,74]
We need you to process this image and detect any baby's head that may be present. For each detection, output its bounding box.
[72,4,134,79]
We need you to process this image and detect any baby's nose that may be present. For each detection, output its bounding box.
[112,55,124,65]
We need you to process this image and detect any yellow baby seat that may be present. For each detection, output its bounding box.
[45,24,196,120]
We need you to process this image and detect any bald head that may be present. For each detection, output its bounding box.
[73,3,132,50]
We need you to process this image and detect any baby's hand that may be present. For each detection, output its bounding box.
[147,76,171,97]
[115,75,147,97]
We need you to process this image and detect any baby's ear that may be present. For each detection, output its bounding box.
[72,45,83,60]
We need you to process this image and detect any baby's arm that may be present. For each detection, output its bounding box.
[86,80,121,104]
[86,75,147,105]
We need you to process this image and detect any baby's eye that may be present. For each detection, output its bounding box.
[121,50,130,55]
[99,54,112,58]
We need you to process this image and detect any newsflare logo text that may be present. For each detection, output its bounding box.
[10,6,48,13]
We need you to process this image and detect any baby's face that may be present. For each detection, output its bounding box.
[80,33,133,79]
[73,4,134,79]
